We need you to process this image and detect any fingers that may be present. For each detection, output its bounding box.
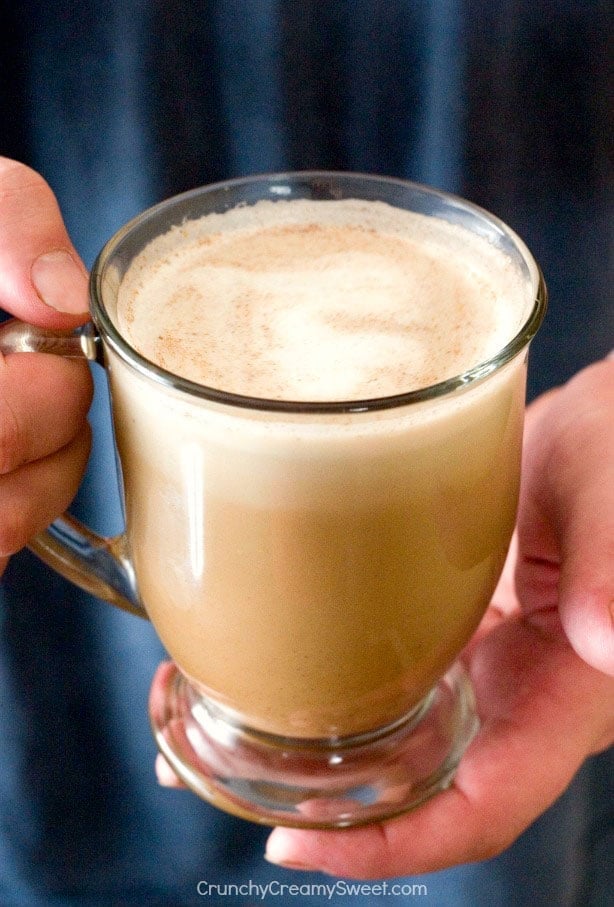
[0,157,89,326]
[516,359,614,675]
[264,616,614,878]
[0,158,94,575]
[0,423,91,557]
[0,352,92,473]
[155,753,187,789]
[0,351,92,557]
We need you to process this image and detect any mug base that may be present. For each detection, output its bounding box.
[149,661,478,829]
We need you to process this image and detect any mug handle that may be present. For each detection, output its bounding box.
[0,318,146,618]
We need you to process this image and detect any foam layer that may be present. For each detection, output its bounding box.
[116,199,529,401]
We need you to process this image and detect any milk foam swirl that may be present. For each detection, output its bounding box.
[117,199,528,401]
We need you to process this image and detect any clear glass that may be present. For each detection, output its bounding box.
[0,172,546,828]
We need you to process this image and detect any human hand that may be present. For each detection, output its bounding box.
[259,358,614,876]
[154,358,613,877]
[154,361,614,876]
[0,157,93,577]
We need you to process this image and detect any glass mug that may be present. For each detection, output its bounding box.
[0,173,546,828]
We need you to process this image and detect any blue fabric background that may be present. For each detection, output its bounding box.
[0,2,611,904]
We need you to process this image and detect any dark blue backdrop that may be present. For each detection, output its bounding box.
[0,3,611,905]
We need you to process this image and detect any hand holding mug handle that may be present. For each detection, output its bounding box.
[0,316,145,616]
[0,157,144,616]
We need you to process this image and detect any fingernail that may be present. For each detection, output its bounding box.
[31,250,89,314]
[155,753,187,789]
[264,833,316,872]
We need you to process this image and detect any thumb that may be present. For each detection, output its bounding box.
[516,358,614,675]
[0,157,89,328]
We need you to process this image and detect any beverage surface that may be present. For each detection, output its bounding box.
[116,198,529,401]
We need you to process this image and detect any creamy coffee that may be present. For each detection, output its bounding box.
[109,198,532,738]
[116,199,525,400]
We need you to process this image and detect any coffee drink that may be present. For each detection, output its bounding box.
[116,199,525,399]
[109,198,531,738]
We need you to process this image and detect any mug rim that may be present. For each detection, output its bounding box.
[89,170,547,414]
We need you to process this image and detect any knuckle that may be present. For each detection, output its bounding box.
[0,159,62,243]
[0,392,23,474]
[0,499,29,557]
[465,826,516,864]
[0,158,53,204]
